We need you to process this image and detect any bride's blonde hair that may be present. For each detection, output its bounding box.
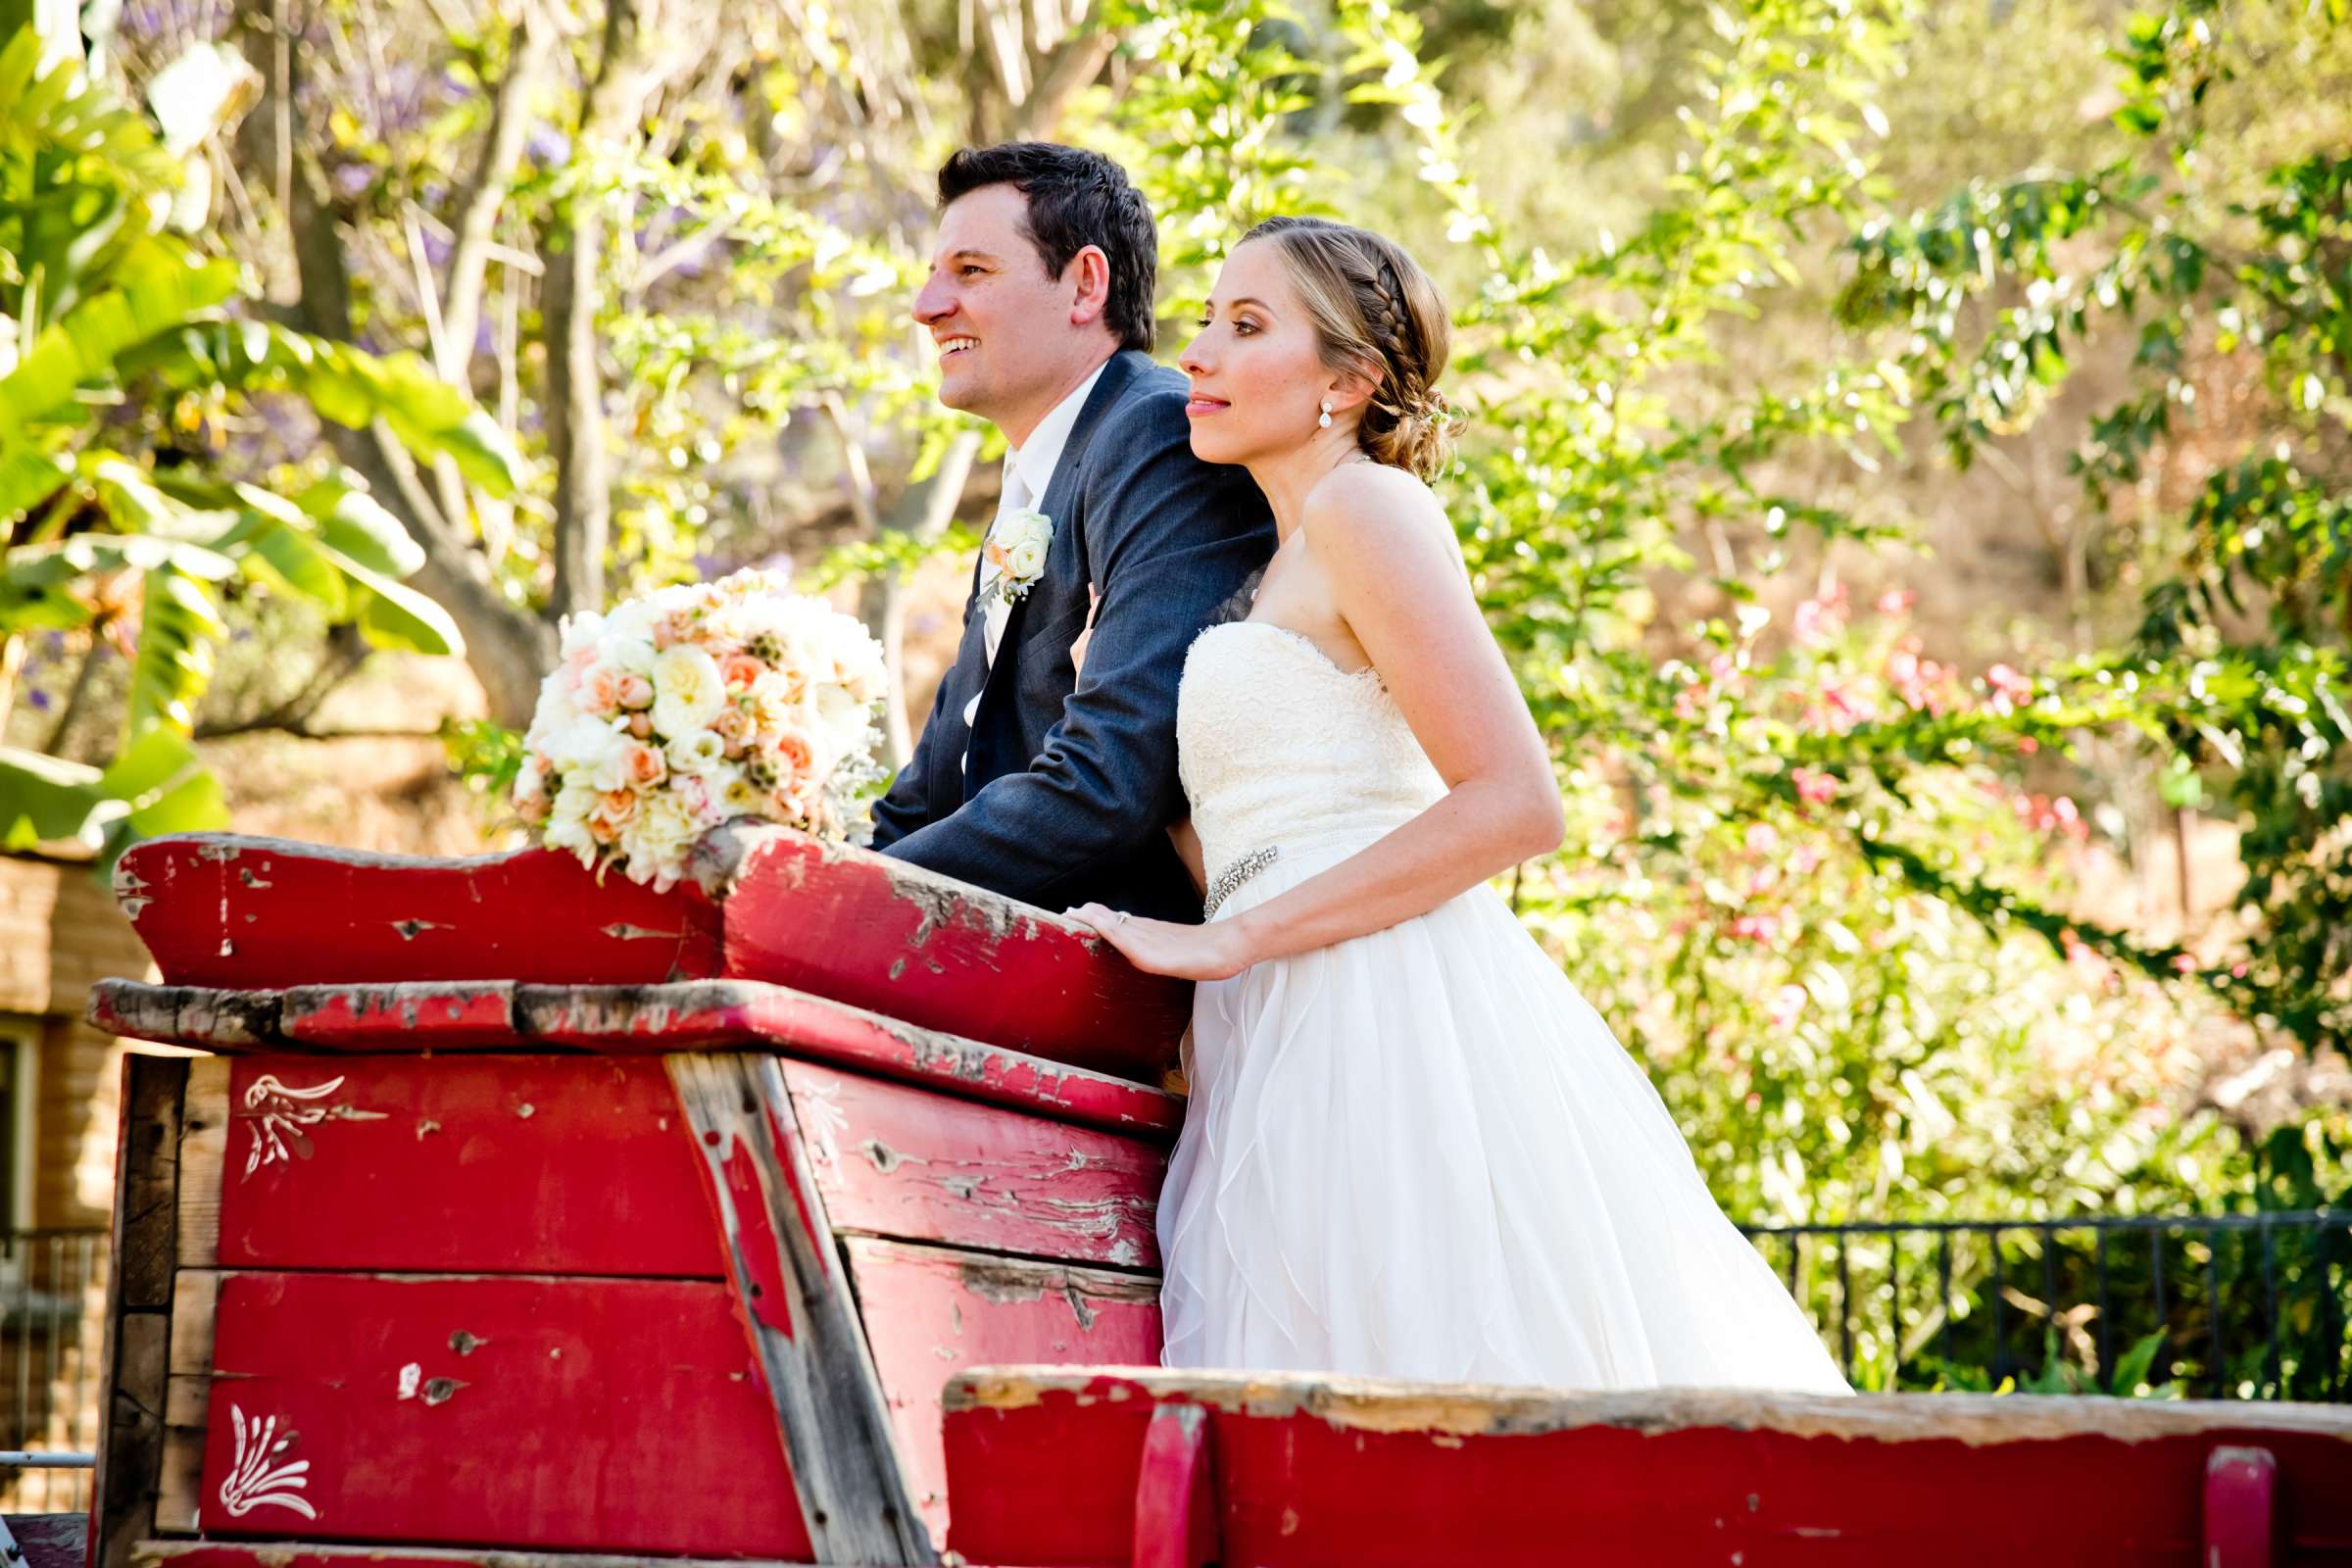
[1240,216,1454,480]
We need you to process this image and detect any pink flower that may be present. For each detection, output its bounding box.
[617,671,656,710]
[1743,822,1781,857]
[1877,589,1916,616]
[1985,662,2032,713]
[720,653,764,692]
[1791,766,1838,806]
[1792,585,1847,649]
[2172,954,2198,975]
[627,712,654,740]
[1767,983,1808,1030]
[1729,913,1780,943]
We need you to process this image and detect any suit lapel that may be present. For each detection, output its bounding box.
[965,352,1150,744]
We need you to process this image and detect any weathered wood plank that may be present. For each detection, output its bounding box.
[783,1060,1162,1268]
[154,1429,204,1535]
[691,822,1189,1072]
[528,983,1182,1129]
[184,1270,810,1557]
[846,1240,1162,1549]
[112,834,725,990]
[89,1053,186,1568]
[206,1055,719,1277]
[279,983,520,1049]
[2204,1446,2278,1568]
[109,827,1184,1074]
[176,1057,228,1271]
[666,1052,934,1567]
[87,982,281,1050]
[941,1370,2352,1568]
[132,1544,825,1568]
[1132,1403,1215,1568]
[92,978,1184,1138]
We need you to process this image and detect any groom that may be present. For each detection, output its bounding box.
[868,144,1275,922]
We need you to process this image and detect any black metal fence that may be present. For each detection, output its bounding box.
[0,1229,108,1513]
[1740,1209,2352,1399]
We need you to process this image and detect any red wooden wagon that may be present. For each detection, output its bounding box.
[76,825,2352,1568]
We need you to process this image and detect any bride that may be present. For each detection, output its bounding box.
[1070,216,1849,1395]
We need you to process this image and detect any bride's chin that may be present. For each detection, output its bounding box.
[1187,426,1254,468]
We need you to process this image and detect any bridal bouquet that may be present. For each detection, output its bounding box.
[512,568,887,890]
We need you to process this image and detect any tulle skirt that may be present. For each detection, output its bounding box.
[1157,831,1852,1395]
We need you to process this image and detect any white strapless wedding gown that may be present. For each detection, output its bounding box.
[1157,620,1851,1393]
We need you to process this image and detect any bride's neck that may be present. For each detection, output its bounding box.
[1248,431,1369,541]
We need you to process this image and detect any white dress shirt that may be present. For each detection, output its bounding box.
[961,361,1108,746]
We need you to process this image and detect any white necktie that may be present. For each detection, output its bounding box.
[962,463,1032,735]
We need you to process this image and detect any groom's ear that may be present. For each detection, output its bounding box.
[1065,244,1112,329]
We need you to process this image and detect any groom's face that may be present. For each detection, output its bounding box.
[915,183,1085,440]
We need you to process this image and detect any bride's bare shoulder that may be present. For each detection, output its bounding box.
[1299,462,1459,575]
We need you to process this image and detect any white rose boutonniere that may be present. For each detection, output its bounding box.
[983,507,1054,606]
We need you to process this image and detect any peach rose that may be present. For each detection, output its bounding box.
[621,742,666,789]
[584,665,626,715]
[720,653,764,692]
[769,724,820,784]
[617,671,656,710]
[626,712,653,740]
[592,788,638,831]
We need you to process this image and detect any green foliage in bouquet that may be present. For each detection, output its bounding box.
[0,16,519,862]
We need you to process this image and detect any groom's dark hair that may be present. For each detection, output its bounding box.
[938,142,1158,354]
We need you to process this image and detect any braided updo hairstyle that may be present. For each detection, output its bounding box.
[1240,216,1453,480]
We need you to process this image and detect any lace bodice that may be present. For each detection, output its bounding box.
[1177,621,1446,882]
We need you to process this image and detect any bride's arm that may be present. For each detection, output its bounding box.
[1169,817,1206,896]
[1220,467,1561,966]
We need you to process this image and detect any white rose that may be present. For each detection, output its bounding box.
[813,683,873,751]
[556,610,607,661]
[609,637,659,677]
[665,728,727,775]
[547,718,629,792]
[651,646,726,734]
[1009,537,1050,581]
[543,810,595,865]
[718,768,764,815]
[1000,508,1054,555]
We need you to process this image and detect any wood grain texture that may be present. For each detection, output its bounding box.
[783,1060,1163,1268]
[92,978,1184,1137]
[184,1269,811,1557]
[847,1239,1162,1548]
[90,1053,186,1568]
[111,834,725,989]
[942,1371,2352,1568]
[666,1052,934,1566]
[176,1057,228,1270]
[206,1054,719,1276]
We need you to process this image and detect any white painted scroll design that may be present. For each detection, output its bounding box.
[240,1072,390,1177]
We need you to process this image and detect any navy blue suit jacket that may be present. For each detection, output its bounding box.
[869,351,1276,923]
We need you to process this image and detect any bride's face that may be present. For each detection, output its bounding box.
[1178,241,1332,467]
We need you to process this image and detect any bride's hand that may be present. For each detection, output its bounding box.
[1066,902,1251,981]
[1069,584,1102,678]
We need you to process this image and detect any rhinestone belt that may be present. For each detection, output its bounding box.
[1203,846,1280,921]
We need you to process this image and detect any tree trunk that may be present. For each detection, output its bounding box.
[542,0,671,621]
[233,0,558,727]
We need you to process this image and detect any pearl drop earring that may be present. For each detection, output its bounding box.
[1318,399,1334,429]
